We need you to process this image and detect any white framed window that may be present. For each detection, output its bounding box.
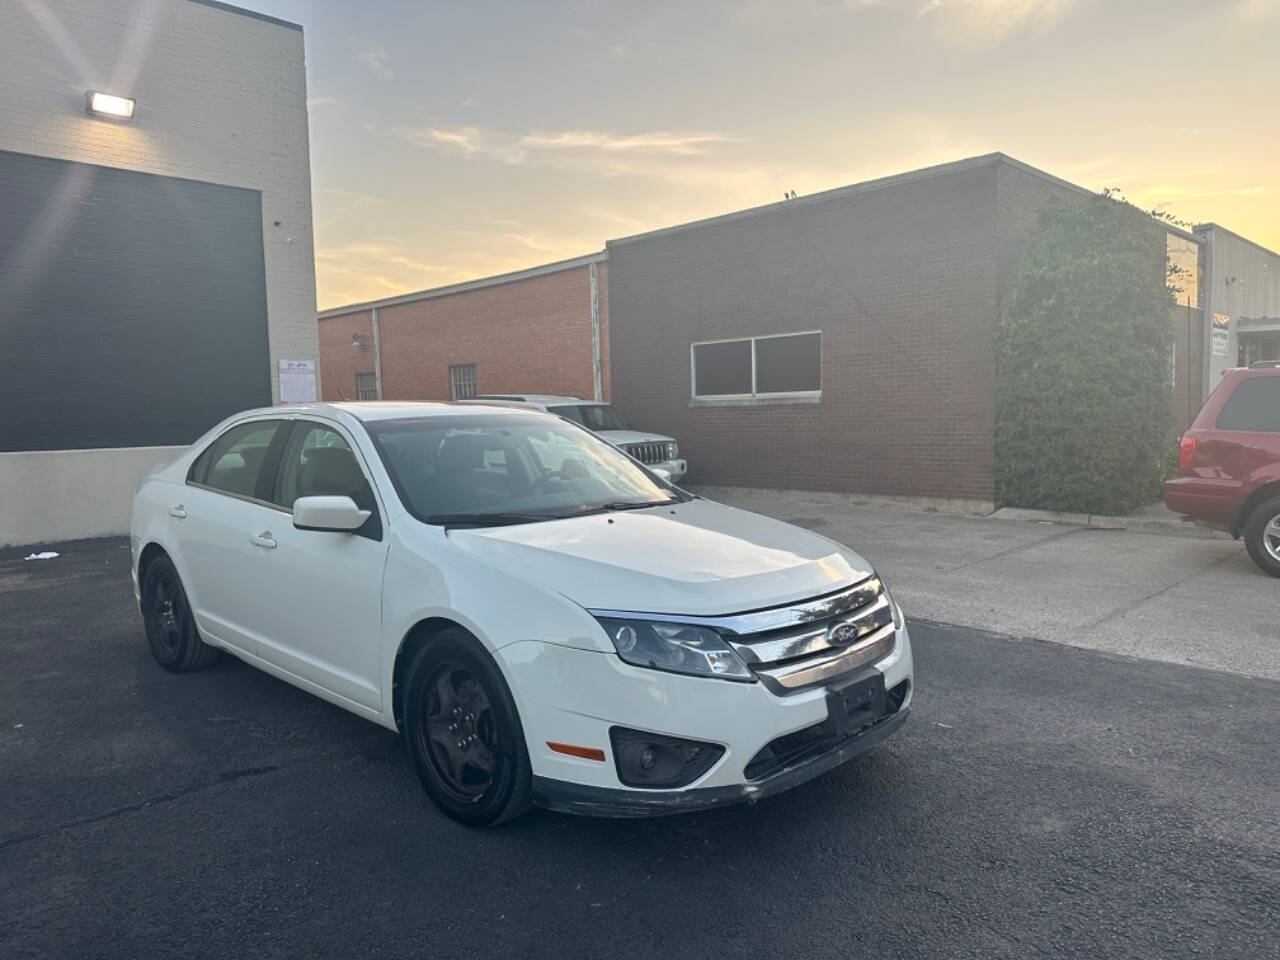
[449,363,477,400]
[690,331,821,400]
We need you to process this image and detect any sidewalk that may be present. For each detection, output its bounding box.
[696,487,1278,682]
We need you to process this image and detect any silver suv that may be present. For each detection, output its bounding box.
[465,395,687,482]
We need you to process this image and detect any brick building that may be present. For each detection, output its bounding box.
[607,154,1208,504]
[318,252,609,404]
[319,152,1280,505]
[0,0,317,545]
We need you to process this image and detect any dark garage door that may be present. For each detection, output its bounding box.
[0,150,271,452]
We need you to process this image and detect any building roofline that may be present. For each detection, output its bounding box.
[186,0,302,32]
[1194,222,1280,261]
[605,151,1200,247]
[318,250,608,319]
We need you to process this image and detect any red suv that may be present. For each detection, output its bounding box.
[1165,362,1280,577]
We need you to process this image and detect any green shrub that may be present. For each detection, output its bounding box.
[995,194,1175,515]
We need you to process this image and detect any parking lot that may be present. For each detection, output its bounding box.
[2,513,1277,960]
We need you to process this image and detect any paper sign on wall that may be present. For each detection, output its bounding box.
[1211,313,1230,358]
[279,359,316,405]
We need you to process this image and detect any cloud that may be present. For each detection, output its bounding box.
[350,39,393,80]
[1235,0,1278,20]
[316,242,451,278]
[927,0,1075,34]
[521,130,737,155]
[399,124,742,179]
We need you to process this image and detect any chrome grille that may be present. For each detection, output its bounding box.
[725,578,896,692]
[625,442,668,465]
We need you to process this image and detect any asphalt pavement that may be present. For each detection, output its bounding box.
[1,538,1277,960]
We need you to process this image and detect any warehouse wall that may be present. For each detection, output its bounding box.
[0,0,317,406]
[607,157,1004,502]
[0,0,316,545]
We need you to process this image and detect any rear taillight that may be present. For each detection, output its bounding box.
[1179,435,1197,472]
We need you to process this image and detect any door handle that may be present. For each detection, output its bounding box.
[250,531,277,549]
[168,505,187,519]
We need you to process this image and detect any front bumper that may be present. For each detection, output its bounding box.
[499,620,912,816]
[533,704,909,817]
[652,457,687,481]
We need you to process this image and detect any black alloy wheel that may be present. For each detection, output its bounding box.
[403,629,532,826]
[422,661,500,801]
[141,555,221,671]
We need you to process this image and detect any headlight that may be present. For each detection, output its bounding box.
[666,441,678,459]
[596,617,753,682]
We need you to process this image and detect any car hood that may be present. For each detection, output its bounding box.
[595,429,674,446]
[446,498,871,616]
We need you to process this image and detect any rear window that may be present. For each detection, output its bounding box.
[1216,377,1280,432]
[547,404,629,431]
[189,420,283,498]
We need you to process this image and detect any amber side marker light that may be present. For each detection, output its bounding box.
[547,741,606,762]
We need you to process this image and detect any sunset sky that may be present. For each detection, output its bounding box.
[243,0,1280,310]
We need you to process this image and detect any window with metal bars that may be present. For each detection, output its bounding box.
[355,373,378,401]
[449,363,477,400]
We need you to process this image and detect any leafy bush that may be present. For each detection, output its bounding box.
[995,194,1175,514]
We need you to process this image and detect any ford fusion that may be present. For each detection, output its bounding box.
[131,403,913,825]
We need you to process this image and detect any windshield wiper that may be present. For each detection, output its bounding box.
[428,513,557,529]
[581,499,678,515]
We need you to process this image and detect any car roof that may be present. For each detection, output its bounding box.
[472,394,588,405]
[231,401,545,423]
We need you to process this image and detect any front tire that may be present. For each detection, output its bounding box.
[141,555,221,671]
[1243,495,1280,578]
[403,629,533,826]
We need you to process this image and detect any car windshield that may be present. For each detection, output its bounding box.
[548,404,630,432]
[365,414,683,525]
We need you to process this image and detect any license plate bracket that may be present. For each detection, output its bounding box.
[825,671,886,740]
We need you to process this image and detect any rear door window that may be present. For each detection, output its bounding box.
[1216,378,1280,431]
[189,421,284,499]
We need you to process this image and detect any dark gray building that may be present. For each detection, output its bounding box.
[606,153,1206,504]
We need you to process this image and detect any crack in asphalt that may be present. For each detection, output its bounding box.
[0,765,281,852]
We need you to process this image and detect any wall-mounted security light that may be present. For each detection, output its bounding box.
[352,333,365,350]
[86,91,135,120]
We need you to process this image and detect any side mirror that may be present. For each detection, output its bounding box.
[651,466,673,481]
[292,495,370,532]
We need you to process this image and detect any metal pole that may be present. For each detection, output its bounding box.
[589,263,602,402]
[371,306,384,400]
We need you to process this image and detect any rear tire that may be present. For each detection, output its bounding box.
[141,555,221,671]
[1243,495,1280,578]
[403,629,533,826]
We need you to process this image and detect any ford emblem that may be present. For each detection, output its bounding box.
[827,619,863,647]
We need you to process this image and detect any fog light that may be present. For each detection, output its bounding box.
[609,727,724,788]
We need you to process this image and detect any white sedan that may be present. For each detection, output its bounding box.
[131,402,913,825]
